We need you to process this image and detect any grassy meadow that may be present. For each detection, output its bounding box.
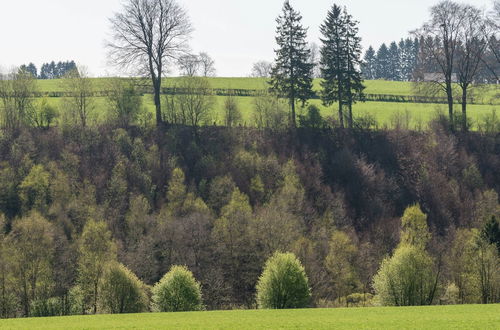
[37,77,499,129]
[0,304,498,329]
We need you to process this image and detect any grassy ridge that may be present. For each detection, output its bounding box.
[1,305,499,329]
[36,78,499,129]
[36,77,499,101]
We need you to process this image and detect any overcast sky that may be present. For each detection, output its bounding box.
[0,0,494,77]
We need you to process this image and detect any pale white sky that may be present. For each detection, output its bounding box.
[0,0,494,77]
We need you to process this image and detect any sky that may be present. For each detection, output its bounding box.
[0,0,494,77]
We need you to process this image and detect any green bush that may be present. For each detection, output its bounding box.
[30,297,62,317]
[256,252,311,309]
[99,263,149,314]
[152,265,203,312]
[373,244,437,306]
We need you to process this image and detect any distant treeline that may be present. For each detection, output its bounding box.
[19,61,77,80]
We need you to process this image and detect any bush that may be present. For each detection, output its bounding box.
[30,297,62,317]
[99,263,148,314]
[373,244,437,306]
[256,252,311,309]
[152,265,203,312]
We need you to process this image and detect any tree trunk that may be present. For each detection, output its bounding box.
[446,81,454,131]
[461,86,468,132]
[153,78,162,127]
[338,100,344,129]
[290,96,296,128]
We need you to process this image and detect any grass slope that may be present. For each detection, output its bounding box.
[1,305,499,329]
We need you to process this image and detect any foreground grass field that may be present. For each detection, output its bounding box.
[1,305,499,329]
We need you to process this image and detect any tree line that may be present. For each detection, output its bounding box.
[19,61,77,80]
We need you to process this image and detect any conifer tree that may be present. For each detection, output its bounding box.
[362,46,377,80]
[270,0,314,128]
[320,4,346,127]
[320,5,364,128]
[388,41,401,81]
[342,9,365,128]
[375,43,391,80]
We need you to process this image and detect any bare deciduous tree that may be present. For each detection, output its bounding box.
[251,61,273,78]
[413,0,468,130]
[199,52,216,77]
[178,54,201,77]
[456,6,489,131]
[62,67,94,128]
[108,0,193,126]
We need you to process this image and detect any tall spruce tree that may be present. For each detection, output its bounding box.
[320,4,347,128]
[388,41,401,81]
[270,0,313,128]
[320,5,364,128]
[343,9,365,128]
[362,46,377,80]
[375,43,391,79]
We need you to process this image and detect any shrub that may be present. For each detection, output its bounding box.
[152,265,203,312]
[373,244,437,306]
[30,297,62,317]
[99,263,148,314]
[256,252,311,309]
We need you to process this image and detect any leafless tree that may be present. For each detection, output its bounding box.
[61,67,94,128]
[251,61,273,78]
[108,0,193,126]
[413,1,468,130]
[456,6,489,131]
[174,77,215,128]
[177,54,201,77]
[0,68,37,132]
[199,52,216,77]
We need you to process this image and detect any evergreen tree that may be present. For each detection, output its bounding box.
[375,43,390,80]
[270,0,314,128]
[320,4,347,128]
[320,5,364,128]
[362,46,376,80]
[342,9,365,128]
[388,41,401,81]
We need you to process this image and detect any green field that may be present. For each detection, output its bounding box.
[0,305,499,329]
[34,78,500,129]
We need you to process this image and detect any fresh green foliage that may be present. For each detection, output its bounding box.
[256,252,311,309]
[99,263,149,314]
[152,266,203,312]
[400,204,431,249]
[373,244,437,306]
[2,305,500,329]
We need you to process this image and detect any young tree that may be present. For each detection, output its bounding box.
[152,265,203,312]
[108,0,193,126]
[106,78,143,127]
[256,252,311,309]
[223,92,242,127]
[8,213,55,316]
[99,263,148,314]
[270,0,314,128]
[373,244,438,306]
[175,77,215,128]
[77,220,117,314]
[400,204,431,249]
[324,230,360,305]
[62,67,94,128]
